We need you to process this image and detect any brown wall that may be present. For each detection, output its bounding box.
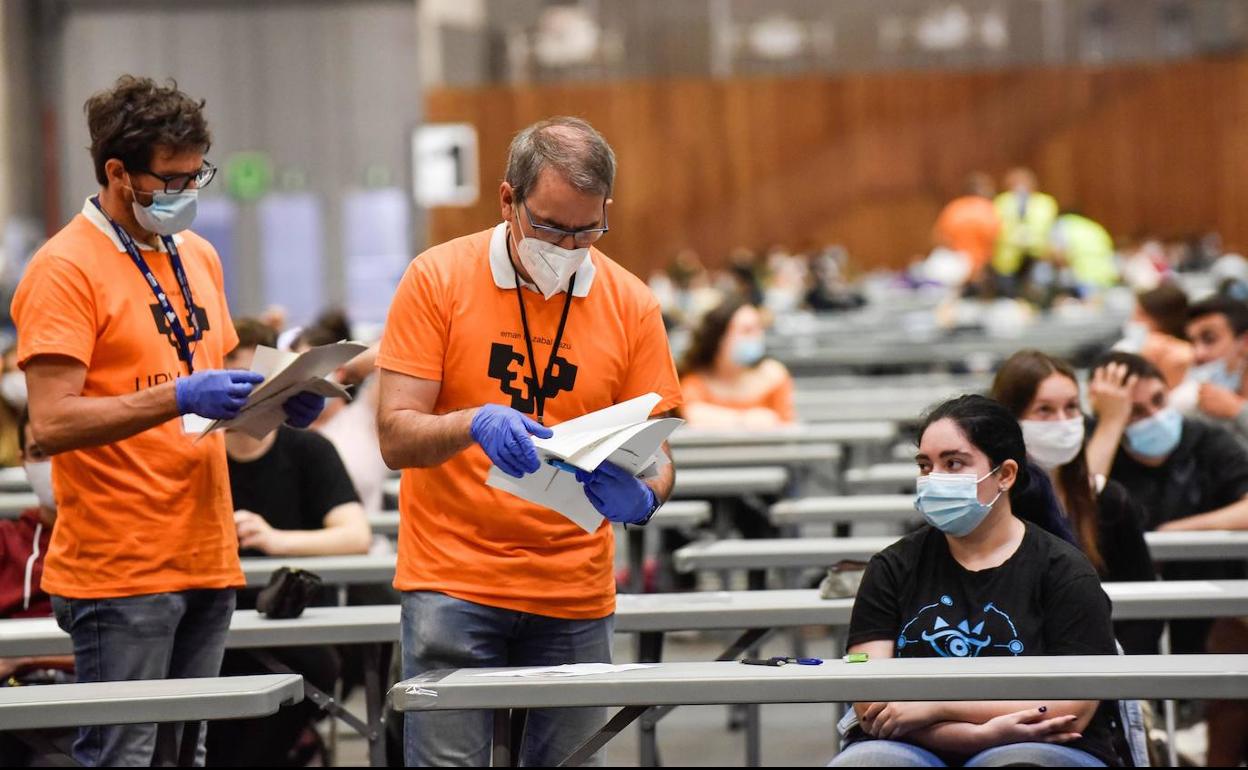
[425,57,1248,277]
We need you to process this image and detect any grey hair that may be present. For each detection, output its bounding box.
[505,116,616,200]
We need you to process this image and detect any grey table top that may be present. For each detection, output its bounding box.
[669,423,897,449]
[0,491,40,519]
[672,443,842,469]
[6,581,1245,658]
[671,466,789,498]
[0,674,303,731]
[770,495,918,525]
[391,654,1248,712]
[675,531,1248,572]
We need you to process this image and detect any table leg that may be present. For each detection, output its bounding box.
[744,704,761,767]
[560,705,651,767]
[363,644,387,767]
[628,527,646,594]
[635,632,665,767]
[493,709,513,767]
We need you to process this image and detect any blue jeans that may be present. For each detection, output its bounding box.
[51,589,236,767]
[830,739,1107,767]
[401,591,614,767]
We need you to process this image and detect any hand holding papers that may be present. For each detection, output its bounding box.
[199,341,370,440]
[485,393,682,532]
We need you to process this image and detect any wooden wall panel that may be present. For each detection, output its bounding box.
[424,57,1248,277]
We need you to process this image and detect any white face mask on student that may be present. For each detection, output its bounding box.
[1020,417,1085,471]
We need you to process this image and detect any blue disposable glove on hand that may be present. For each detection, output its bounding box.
[470,404,554,477]
[574,461,658,524]
[283,391,326,428]
[175,369,265,420]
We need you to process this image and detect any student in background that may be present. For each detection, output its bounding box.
[830,395,1118,767]
[1115,283,1193,389]
[206,319,368,767]
[1183,294,1248,443]
[1085,351,1248,765]
[678,298,795,429]
[991,350,1159,654]
[933,172,1000,291]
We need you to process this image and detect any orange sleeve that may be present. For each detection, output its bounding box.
[619,302,683,416]
[377,256,448,381]
[207,244,238,355]
[12,254,97,369]
[767,368,797,423]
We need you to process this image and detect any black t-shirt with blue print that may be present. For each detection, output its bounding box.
[848,520,1120,766]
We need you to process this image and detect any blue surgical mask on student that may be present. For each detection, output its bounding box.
[1190,358,1243,392]
[128,175,198,236]
[730,336,766,367]
[914,467,1003,537]
[1125,407,1183,459]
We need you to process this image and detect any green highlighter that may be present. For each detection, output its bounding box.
[844,652,869,663]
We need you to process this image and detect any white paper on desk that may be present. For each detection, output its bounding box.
[471,663,656,678]
[199,341,370,440]
[485,393,682,532]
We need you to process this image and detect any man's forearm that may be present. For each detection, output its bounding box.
[1085,414,1128,480]
[34,384,181,454]
[379,407,477,470]
[644,443,676,504]
[1163,499,1248,531]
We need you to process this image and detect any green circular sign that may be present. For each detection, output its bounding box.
[225,152,273,202]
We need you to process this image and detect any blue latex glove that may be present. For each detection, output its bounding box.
[574,461,658,524]
[470,404,553,477]
[283,391,326,428]
[175,369,265,420]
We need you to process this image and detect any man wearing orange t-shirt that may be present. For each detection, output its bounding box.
[378,117,681,766]
[933,171,1000,288]
[10,76,324,768]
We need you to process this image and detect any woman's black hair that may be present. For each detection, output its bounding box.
[919,394,1077,545]
[679,297,751,377]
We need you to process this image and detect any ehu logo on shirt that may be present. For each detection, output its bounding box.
[148,303,209,350]
[897,594,1025,658]
[487,342,578,415]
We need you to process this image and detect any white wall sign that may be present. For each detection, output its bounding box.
[412,123,479,207]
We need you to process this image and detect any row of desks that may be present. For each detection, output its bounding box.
[7,581,1247,658]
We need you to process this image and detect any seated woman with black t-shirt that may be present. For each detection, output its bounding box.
[991,349,1160,655]
[829,395,1119,768]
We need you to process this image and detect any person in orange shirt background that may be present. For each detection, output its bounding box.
[932,171,1001,292]
[377,117,681,766]
[9,76,325,767]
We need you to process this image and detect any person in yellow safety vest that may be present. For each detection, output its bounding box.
[993,167,1059,281]
[1050,211,1119,292]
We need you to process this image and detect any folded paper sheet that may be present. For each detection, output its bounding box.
[485,393,682,532]
[199,341,370,440]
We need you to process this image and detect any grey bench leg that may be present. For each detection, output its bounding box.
[493,709,513,767]
[635,632,665,766]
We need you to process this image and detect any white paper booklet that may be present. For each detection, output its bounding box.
[198,341,370,440]
[485,392,683,532]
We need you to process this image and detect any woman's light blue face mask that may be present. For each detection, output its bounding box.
[914,466,1003,537]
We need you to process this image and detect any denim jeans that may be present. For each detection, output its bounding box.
[829,739,1107,767]
[51,589,236,767]
[400,591,614,767]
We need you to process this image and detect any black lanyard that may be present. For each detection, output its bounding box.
[91,196,199,374]
[512,264,576,426]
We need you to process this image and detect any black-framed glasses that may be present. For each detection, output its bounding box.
[134,161,217,194]
[521,200,609,247]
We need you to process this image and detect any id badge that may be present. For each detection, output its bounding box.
[182,413,212,435]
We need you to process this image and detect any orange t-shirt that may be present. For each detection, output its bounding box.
[680,365,796,423]
[10,201,242,599]
[377,224,682,619]
[934,196,1001,272]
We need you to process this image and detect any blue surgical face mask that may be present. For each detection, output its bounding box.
[1125,407,1183,459]
[914,467,1003,537]
[129,177,198,236]
[1190,358,1243,392]
[730,336,766,367]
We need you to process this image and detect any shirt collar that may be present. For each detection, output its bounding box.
[488,221,595,298]
[81,197,185,253]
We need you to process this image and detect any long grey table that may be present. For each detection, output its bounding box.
[0,491,40,519]
[672,443,841,469]
[391,655,1248,766]
[770,495,917,527]
[675,531,1248,572]
[670,422,897,450]
[0,674,303,766]
[844,462,917,493]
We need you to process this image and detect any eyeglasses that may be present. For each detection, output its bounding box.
[133,161,217,194]
[520,200,609,247]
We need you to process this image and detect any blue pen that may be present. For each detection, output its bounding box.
[547,459,581,474]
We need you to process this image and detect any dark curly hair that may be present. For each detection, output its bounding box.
[85,75,211,186]
[679,297,756,377]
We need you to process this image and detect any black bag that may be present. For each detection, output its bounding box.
[256,567,324,619]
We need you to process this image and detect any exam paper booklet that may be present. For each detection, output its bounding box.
[485,392,682,533]
[198,341,370,440]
